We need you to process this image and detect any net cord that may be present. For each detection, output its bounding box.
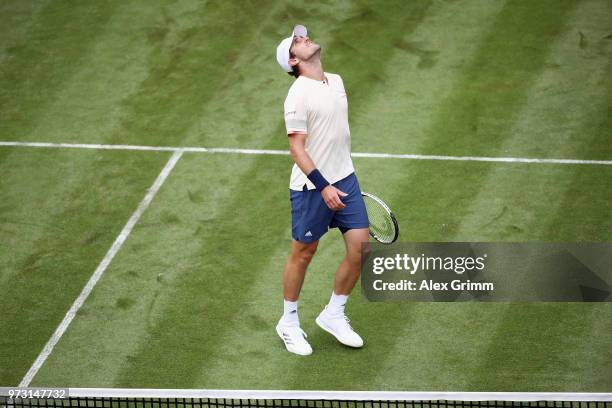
[52,390,612,402]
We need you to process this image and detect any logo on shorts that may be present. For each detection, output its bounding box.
[305,231,313,237]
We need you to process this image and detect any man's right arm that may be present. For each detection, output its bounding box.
[288,132,347,210]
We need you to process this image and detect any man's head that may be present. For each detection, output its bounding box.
[276,25,321,78]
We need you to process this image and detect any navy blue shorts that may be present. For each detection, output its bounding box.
[290,173,369,243]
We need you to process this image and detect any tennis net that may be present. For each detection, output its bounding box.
[1,389,611,408]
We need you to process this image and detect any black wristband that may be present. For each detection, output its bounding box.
[307,169,330,191]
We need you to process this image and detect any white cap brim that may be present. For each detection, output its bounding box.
[276,24,307,72]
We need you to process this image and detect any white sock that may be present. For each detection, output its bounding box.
[327,292,348,315]
[281,299,299,325]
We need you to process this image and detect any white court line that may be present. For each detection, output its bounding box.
[61,388,612,402]
[1,140,611,165]
[18,150,184,387]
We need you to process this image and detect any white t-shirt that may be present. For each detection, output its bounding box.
[284,72,355,191]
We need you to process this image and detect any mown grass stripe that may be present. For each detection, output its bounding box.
[105,155,291,387]
[0,1,47,64]
[0,2,121,138]
[103,0,299,386]
[465,303,612,391]
[322,0,431,113]
[99,1,279,148]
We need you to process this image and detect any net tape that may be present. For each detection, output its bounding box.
[1,390,610,408]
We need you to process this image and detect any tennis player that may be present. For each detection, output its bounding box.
[275,25,370,355]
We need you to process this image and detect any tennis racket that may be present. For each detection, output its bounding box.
[361,192,399,244]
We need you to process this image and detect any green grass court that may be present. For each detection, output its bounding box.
[1,0,611,392]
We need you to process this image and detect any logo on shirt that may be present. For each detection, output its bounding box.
[285,110,296,117]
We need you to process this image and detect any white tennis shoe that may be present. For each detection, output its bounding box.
[316,308,364,348]
[276,321,313,356]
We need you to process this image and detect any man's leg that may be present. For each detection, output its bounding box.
[276,238,318,356]
[283,239,319,301]
[334,228,370,295]
[316,227,370,348]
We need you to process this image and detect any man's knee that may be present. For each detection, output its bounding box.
[344,229,370,262]
[360,241,372,259]
[291,241,318,264]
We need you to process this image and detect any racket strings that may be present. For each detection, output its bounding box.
[363,195,396,243]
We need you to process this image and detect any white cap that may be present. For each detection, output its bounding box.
[276,24,307,72]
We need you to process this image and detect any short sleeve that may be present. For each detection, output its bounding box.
[332,73,346,93]
[284,88,308,134]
